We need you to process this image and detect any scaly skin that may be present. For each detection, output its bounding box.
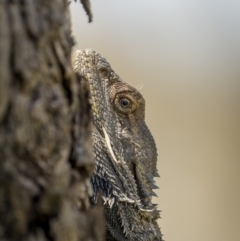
[72,49,163,241]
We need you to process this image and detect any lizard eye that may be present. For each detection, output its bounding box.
[114,93,137,114]
[99,67,109,78]
[120,98,131,108]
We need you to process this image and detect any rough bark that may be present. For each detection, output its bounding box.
[0,0,104,240]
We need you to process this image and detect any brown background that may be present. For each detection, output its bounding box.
[70,1,240,240]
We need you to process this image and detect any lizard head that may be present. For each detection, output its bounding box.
[72,49,162,241]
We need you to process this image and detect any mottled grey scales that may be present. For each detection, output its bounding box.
[72,49,163,241]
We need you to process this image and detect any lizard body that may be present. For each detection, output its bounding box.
[72,49,163,241]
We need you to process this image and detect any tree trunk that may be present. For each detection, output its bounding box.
[0,0,104,240]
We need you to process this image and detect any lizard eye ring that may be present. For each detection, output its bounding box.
[114,93,137,114]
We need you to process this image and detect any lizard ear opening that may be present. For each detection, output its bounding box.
[98,67,109,78]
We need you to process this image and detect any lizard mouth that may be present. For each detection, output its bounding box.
[102,126,158,213]
[133,166,151,204]
[132,164,158,213]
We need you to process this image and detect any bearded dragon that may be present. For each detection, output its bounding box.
[72,49,163,241]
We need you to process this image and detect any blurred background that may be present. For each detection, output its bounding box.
[70,1,240,240]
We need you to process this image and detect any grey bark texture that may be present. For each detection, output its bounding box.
[0,0,104,240]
